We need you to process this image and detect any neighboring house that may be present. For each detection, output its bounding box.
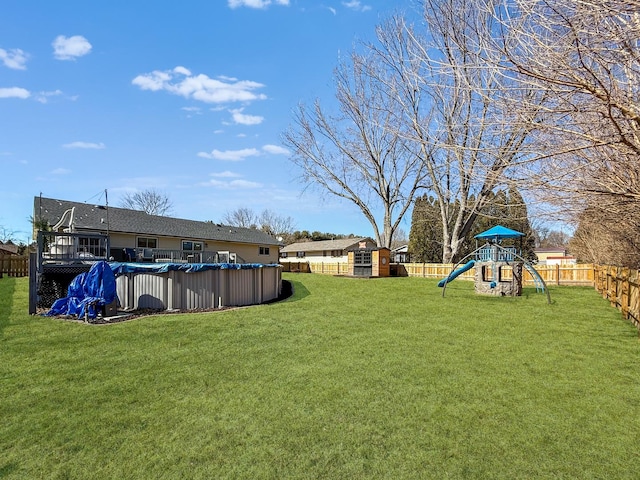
[34,196,281,264]
[280,237,377,263]
[391,244,411,263]
[534,247,576,265]
[0,241,20,256]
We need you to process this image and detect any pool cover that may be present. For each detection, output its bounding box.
[109,262,273,275]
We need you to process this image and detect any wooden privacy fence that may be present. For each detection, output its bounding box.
[594,265,640,328]
[402,263,595,286]
[281,261,595,286]
[280,262,311,273]
[0,255,29,278]
[280,261,346,275]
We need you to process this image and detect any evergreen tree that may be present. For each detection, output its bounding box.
[409,188,536,263]
[408,195,443,263]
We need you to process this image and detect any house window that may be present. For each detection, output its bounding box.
[259,246,270,256]
[79,237,102,256]
[137,237,157,249]
[281,252,288,258]
[331,249,342,257]
[182,240,203,251]
[296,251,306,258]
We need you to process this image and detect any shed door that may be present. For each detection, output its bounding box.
[353,250,372,276]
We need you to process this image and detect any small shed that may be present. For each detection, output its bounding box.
[347,241,390,277]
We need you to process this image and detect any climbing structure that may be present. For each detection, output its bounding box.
[440,225,550,304]
[473,226,525,297]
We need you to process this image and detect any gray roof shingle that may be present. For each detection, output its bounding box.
[0,242,19,255]
[281,237,373,253]
[34,197,281,246]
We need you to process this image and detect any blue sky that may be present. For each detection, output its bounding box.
[0,0,417,244]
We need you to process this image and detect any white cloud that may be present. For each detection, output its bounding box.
[262,144,289,155]
[173,65,191,76]
[182,106,202,117]
[342,0,371,12]
[197,148,260,161]
[35,90,63,104]
[51,168,71,175]
[230,108,264,125]
[198,145,288,160]
[201,178,262,189]
[228,0,289,8]
[0,87,30,99]
[62,141,106,149]
[211,171,242,178]
[229,179,262,188]
[133,68,267,104]
[52,35,92,60]
[0,48,28,70]
[132,70,171,91]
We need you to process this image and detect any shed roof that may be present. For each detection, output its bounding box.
[34,196,281,246]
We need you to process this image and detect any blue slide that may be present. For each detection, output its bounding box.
[438,260,475,287]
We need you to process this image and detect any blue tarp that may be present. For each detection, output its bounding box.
[45,261,118,319]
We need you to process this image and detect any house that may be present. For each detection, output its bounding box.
[534,247,576,265]
[391,244,410,263]
[0,241,20,256]
[280,237,377,264]
[34,196,281,265]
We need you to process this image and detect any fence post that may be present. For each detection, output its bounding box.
[29,253,37,314]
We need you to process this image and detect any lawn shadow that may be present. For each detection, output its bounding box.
[283,278,311,303]
[0,277,16,338]
[0,461,18,477]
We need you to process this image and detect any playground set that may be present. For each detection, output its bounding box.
[439,225,551,304]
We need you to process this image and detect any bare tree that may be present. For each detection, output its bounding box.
[223,207,296,241]
[283,35,428,249]
[222,207,259,229]
[569,199,640,267]
[380,4,544,262]
[389,227,408,250]
[257,209,296,239]
[491,0,640,233]
[0,224,17,243]
[120,189,173,216]
[533,226,571,249]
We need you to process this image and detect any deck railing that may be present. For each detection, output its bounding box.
[476,246,517,262]
[38,231,110,271]
[37,231,243,270]
[126,248,241,264]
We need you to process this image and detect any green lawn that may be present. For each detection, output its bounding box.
[1,274,640,479]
